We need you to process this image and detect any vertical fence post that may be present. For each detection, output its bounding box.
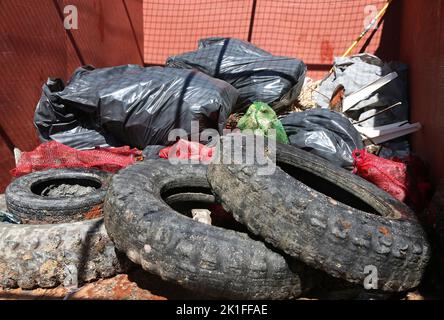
[247,0,257,42]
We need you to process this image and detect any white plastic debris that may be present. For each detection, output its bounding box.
[191,209,212,225]
[355,121,421,144]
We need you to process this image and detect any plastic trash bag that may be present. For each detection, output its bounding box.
[167,37,306,112]
[49,127,122,150]
[34,65,239,149]
[34,75,111,149]
[313,54,409,127]
[142,145,165,160]
[281,109,364,168]
[237,102,289,144]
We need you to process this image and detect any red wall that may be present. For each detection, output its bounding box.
[143,0,254,64]
[0,0,143,192]
[399,0,444,186]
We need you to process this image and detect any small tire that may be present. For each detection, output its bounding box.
[208,135,430,292]
[104,160,311,299]
[6,168,111,224]
[1,169,128,289]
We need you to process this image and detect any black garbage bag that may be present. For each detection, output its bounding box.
[142,145,165,160]
[280,109,364,168]
[48,127,123,150]
[166,37,306,112]
[34,65,238,149]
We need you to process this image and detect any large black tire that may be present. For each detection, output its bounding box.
[104,160,311,299]
[208,135,430,292]
[0,200,128,289]
[6,169,110,224]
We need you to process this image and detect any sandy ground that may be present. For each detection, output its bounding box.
[0,267,430,300]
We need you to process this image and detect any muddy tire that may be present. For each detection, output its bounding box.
[208,135,430,292]
[6,169,111,224]
[1,169,127,289]
[0,205,128,289]
[104,160,311,299]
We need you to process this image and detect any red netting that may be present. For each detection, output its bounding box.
[159,139,214,162]
[353,149,431,213]
[353,149,408,201]
[143,0,389,79]
[10,141,142,177]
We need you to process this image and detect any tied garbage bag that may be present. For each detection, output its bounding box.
[34,75,115,149]
[281,109,363,168]
[167,37,306,112]
[34,65,239,149]
[237,102,289,144]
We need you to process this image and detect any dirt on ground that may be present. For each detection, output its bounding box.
[0,267,214,300]
[0,275,160,300]
[0,266,435,301]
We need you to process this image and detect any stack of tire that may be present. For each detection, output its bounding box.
[0,135,430,299]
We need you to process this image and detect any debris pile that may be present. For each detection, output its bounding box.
[0,38,440,300]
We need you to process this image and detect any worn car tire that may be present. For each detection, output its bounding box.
[208,135,430,292]
[6,169,110,224]
[104,160,311,299]
[0,205,128,289]
[1,169,127,289]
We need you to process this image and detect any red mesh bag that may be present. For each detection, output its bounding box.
[159,139,214,162]
[11,141,142,177]
[353,149,431,213]
[353,149,408,202]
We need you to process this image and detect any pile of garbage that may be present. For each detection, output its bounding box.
[0,38,442,299]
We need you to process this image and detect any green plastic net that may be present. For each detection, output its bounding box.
[237,102,289,144]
